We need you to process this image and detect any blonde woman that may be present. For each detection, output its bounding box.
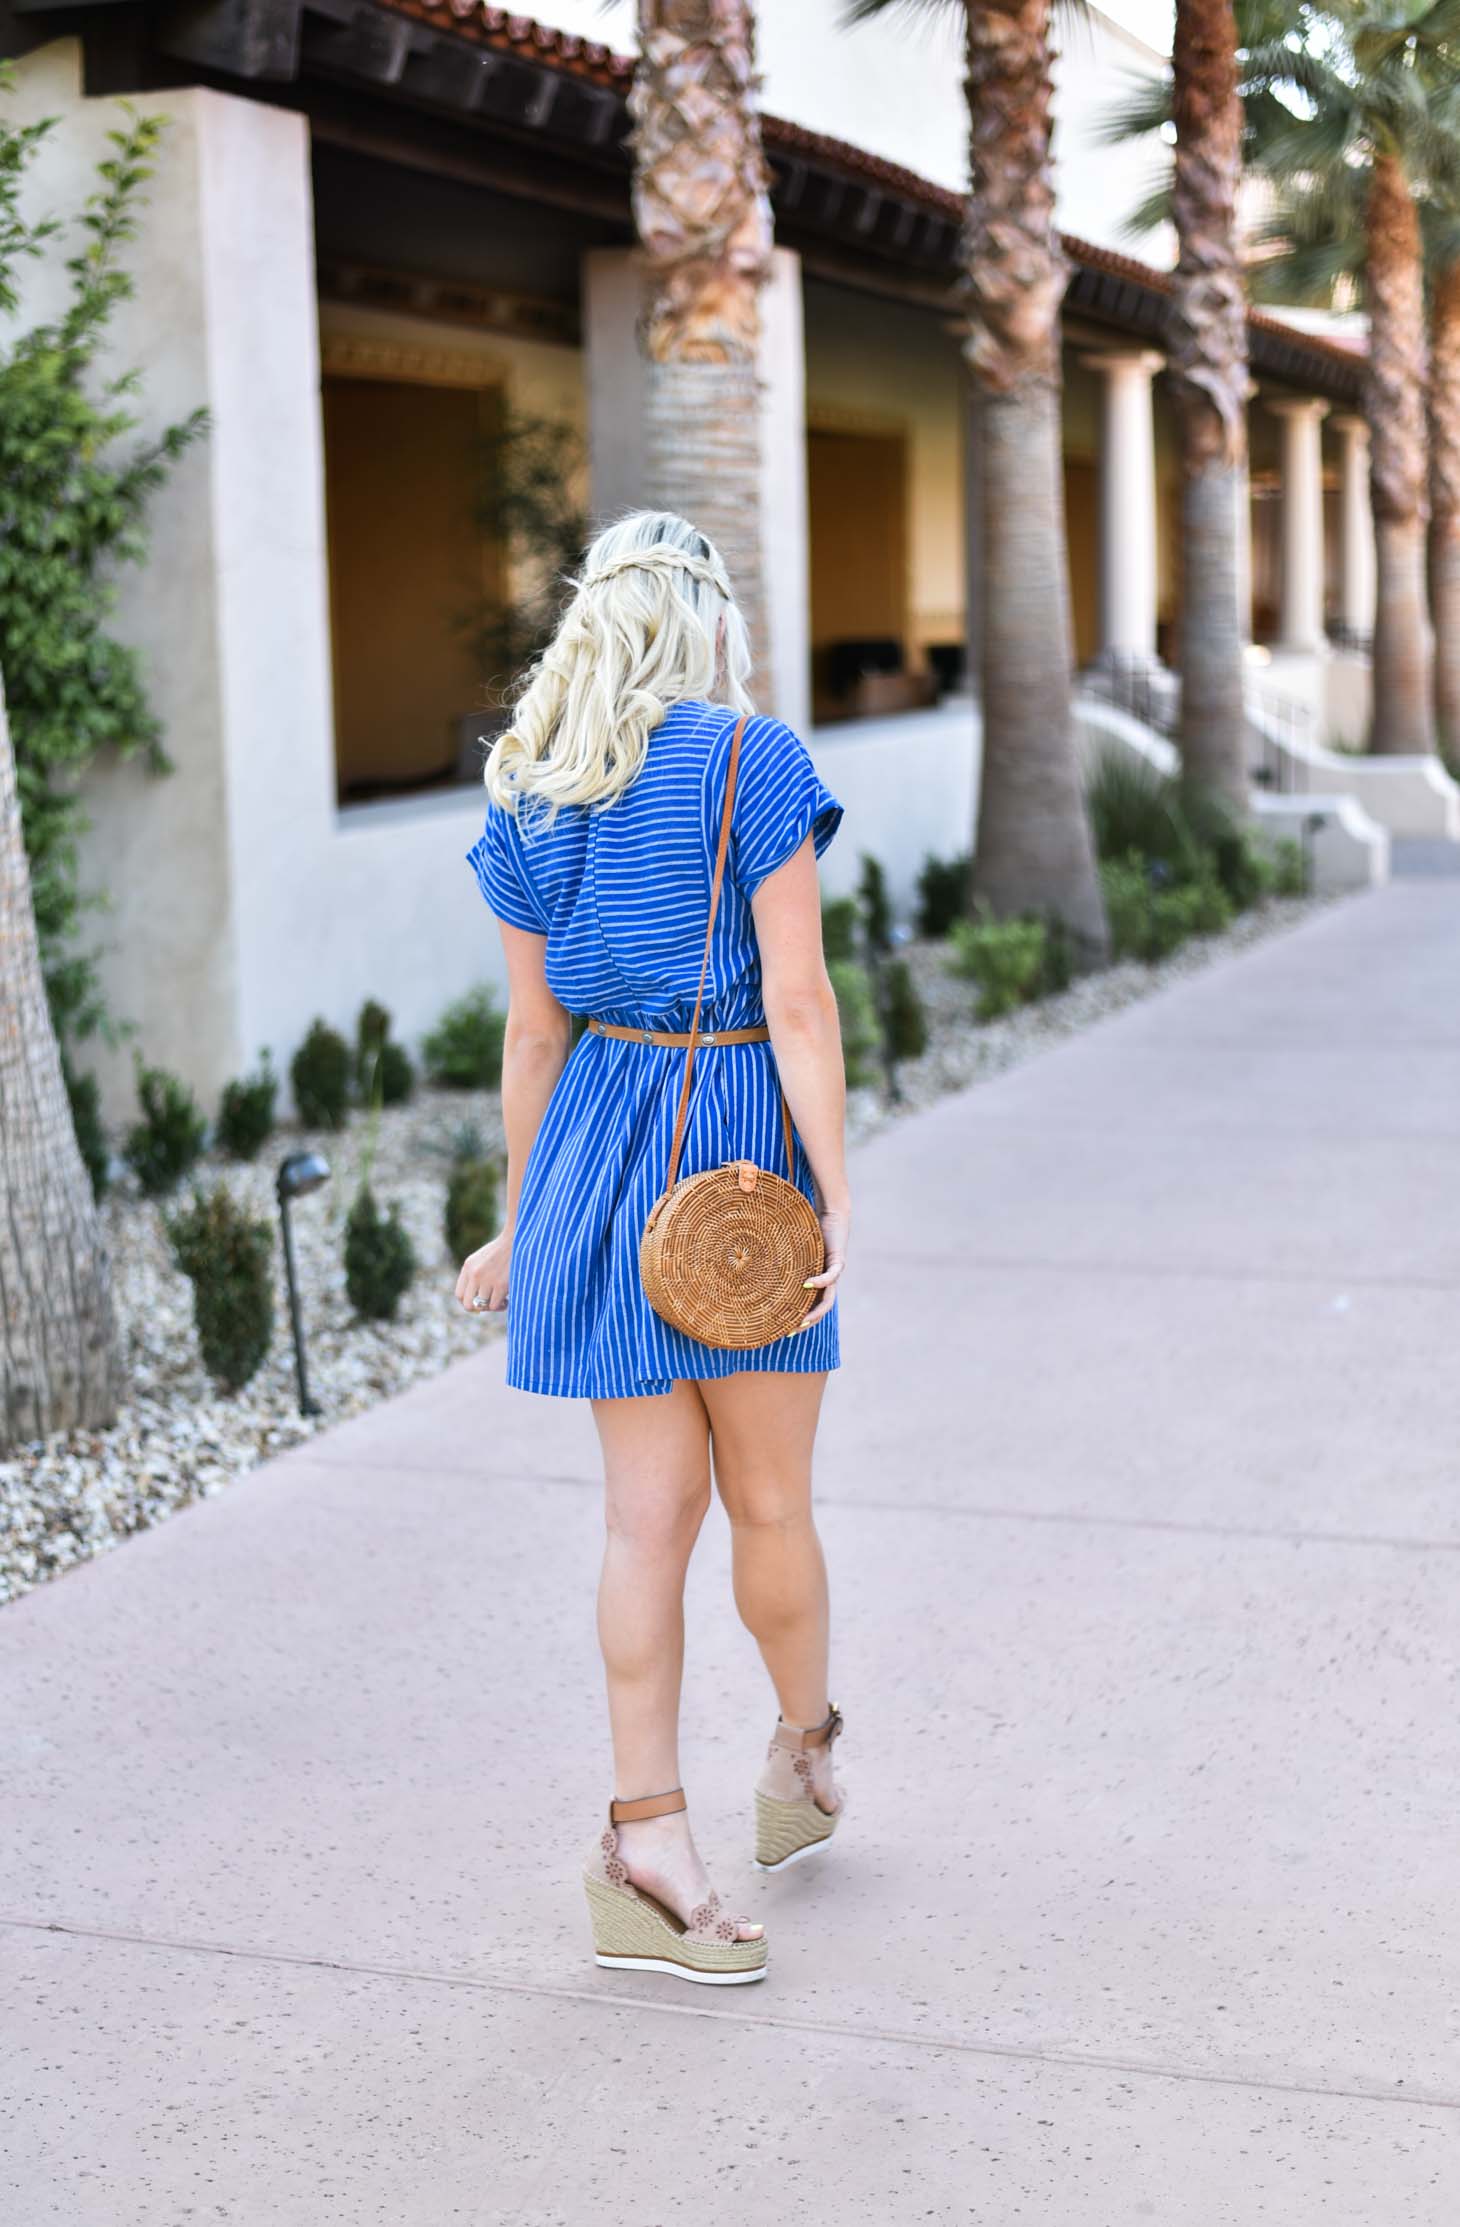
[456,512,849,1984]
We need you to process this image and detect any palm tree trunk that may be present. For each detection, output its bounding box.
[1365,150,1433,755]
[963,0,1107,954]
[630,0,774,693]
[1428,256,1460,770]
[1169,0,1249,813]
[0,672,120,1450]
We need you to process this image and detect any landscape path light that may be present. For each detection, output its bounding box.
[276,1150,331,1417]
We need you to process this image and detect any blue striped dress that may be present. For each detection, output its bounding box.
[465,699,845,1399]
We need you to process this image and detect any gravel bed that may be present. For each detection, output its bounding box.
[0,891,1325,1606]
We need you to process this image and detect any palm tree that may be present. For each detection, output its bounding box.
[629,1,775,690]
[1245,2,1460,756]
[1168,0,1252,813]
[1423,164,1460,762]
[844,0,1107,951]
[0,670,120,1449]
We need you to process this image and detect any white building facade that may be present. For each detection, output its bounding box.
[0,2,1417,1118]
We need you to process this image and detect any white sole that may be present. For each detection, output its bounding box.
[594,1952,768,1986]
[753,1835,833,1874]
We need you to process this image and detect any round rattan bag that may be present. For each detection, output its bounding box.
[641,1159,824,1349]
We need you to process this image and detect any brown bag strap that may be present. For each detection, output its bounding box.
[658,714,795,1204]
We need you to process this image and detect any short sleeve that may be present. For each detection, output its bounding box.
[729,716,844,900]
[465,802,549,933]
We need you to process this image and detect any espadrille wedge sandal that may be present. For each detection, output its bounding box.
[753,1704,845,1873]
[584,1788,769,1986]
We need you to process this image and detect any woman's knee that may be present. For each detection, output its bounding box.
[716,1463,814,1536]
[604,1470,711,1560]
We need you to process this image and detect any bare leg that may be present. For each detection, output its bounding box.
[590,1380,762,1940]
[699,1369,840,1811]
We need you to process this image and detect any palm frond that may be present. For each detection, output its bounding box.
[1121,168,1175,239]
[1095,68,1174,148]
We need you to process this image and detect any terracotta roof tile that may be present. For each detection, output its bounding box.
[371,0,1364,375]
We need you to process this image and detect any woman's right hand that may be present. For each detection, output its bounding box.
[799,1199,849,1330]
[455,1230,513,1316]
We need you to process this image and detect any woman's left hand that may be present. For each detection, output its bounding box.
[798,1201,849,1329]
[455,1229,512,1317]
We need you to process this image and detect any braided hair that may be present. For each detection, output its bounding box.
[483,510,753,821]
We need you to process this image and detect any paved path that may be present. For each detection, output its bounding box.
[5,882,1459,2225]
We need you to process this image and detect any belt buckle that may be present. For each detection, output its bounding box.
[700,1032,716,1047]
[641,1026,654,1046]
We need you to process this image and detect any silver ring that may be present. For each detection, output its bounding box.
[469,1295,487,1313]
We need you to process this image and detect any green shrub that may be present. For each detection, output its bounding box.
[291,1019,352,1130]
[1087,753,1204,879]
[947,909,1048,1020]
[1100,857,1155,962]
[878,957,927,1061]
[1039,914,1075,997]
[821,896,859,964]
[1101,855,1231,963]
[355,1001,416,1107]
[422,987,506,1090]
[445,1157,499,1261]
[216,1054,277,1161]
[857,854,893,956]
[344,1185,416,1321]
[829,959,881,1087]
[1270,838,1308,897]
[166,1185,274,1391]
[63,1059,110,1201]
[916,852,969,940]
[124,1062,207,1196]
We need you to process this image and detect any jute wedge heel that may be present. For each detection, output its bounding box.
[583,1787,768,1986]
[753,1703,845,1873]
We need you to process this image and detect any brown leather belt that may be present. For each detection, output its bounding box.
[587,1018,770,1049]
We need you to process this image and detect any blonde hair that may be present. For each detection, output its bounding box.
[483,510,753,821]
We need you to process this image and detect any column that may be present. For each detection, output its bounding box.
[1081,349,1164,669]
[1268,397,1329,653]
[1332,415,1375,646]
[582,246,811,736]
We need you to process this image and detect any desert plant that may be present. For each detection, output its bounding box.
[828,959,881,1088]
[62,1058,110,1201]
[916,852,970,940]
[820,896,859,964]
[216,1053,277,1162]
[947,909,1048,1020]
[878,956,927,1062]
[344,1185,416,1322]
[166,1183,273,1391]
[291,1019,352,1130]
[857,853,894,956]
[124,1060,206,1196]
[445,1156,499,1262]
[355,1000,415,1107]
[423,987,506,1090]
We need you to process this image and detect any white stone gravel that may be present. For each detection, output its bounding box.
[0,892,1325,1606]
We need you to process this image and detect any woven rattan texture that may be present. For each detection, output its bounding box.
[640,1165,823,1348]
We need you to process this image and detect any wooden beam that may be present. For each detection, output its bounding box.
[155,0,304,81]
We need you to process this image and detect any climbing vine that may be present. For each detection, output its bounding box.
[0,74,207,1044]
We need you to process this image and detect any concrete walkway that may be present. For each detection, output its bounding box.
[5,882,1459,2224]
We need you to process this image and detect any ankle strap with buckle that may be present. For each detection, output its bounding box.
[609,1787,688,1825]
[771,1704,843,1754]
